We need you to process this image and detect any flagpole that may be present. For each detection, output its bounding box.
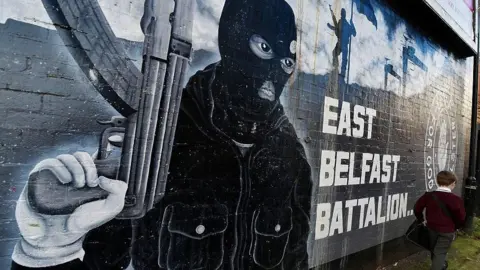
[463,0,479,235]
[346,0,354,86]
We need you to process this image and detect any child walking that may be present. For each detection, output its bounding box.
[414,171,466,270]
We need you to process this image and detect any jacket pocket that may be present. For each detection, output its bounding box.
[251,207,293,269]
[158,203,228,270]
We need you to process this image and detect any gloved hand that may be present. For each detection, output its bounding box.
[12,152,127,268]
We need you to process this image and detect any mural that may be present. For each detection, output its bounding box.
[0,0,474,269]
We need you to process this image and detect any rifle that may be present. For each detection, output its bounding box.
[29,0,194,219]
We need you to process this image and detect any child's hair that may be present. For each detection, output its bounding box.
[437,171,457,187]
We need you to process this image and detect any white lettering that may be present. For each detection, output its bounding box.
[399,193,408,218]
[365,108,377,139]
[369,154,381,183]
[377,196,386,224]
[386,195,392,221]
[319,150,336,187]
[364,197,376,227]
[357,198,369,229]
[382,155,392,183]
[321,97,376,139]
[390,194,400,220]
[314,193,411,239]
[348,152,360,185]
[335,151,349,186]
[361,153,373,184]
[337,102,352,136]
[353,105,365,138]
[345,199,357,232]
[315,203,331,239]
[391,155,400,182]
[323,97,338,135]
[329,201,344,236]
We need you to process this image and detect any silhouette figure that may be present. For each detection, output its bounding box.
[327,7,356,80]
[384,59,401,92]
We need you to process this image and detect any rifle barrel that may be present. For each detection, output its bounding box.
[118,0,193,219]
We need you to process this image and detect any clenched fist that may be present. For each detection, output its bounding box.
[12,152,127,268]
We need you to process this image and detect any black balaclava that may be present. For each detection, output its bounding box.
[211,0,297,142]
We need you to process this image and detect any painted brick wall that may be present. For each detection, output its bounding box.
[0,18,119,267]
[0,0,474,269]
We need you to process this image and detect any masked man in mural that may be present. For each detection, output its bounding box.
[11,0,312,269]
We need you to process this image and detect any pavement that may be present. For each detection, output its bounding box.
[380,251,430,270]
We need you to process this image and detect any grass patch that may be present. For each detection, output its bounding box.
[413,218,480,269]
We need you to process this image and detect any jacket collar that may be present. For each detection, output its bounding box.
[436,187,452,193]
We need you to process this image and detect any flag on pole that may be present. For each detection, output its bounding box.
[353,0,377,29]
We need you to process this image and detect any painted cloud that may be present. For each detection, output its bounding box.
[0,0,472,96]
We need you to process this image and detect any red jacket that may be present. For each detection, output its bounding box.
[414,189,466,233]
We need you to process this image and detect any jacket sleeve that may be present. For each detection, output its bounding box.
[414,193,427,222]
[82,219,132,269]
[282,155,312,270]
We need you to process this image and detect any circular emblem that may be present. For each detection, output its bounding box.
[424,93,457,191]
[289,40,297,54]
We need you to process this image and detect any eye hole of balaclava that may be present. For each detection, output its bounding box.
[248,34,296,75]
[247,34,296,102]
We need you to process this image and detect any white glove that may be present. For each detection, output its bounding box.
[12,152,127,268]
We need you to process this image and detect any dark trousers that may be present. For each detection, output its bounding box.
[428,229,455,270]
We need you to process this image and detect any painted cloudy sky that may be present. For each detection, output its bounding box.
[0,0,473,96]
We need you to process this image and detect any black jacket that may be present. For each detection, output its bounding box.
[13,63,312,270]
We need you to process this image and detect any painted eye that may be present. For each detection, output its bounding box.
[260,43,271,52]
[281,58,295,74]
[249,34,275,60]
